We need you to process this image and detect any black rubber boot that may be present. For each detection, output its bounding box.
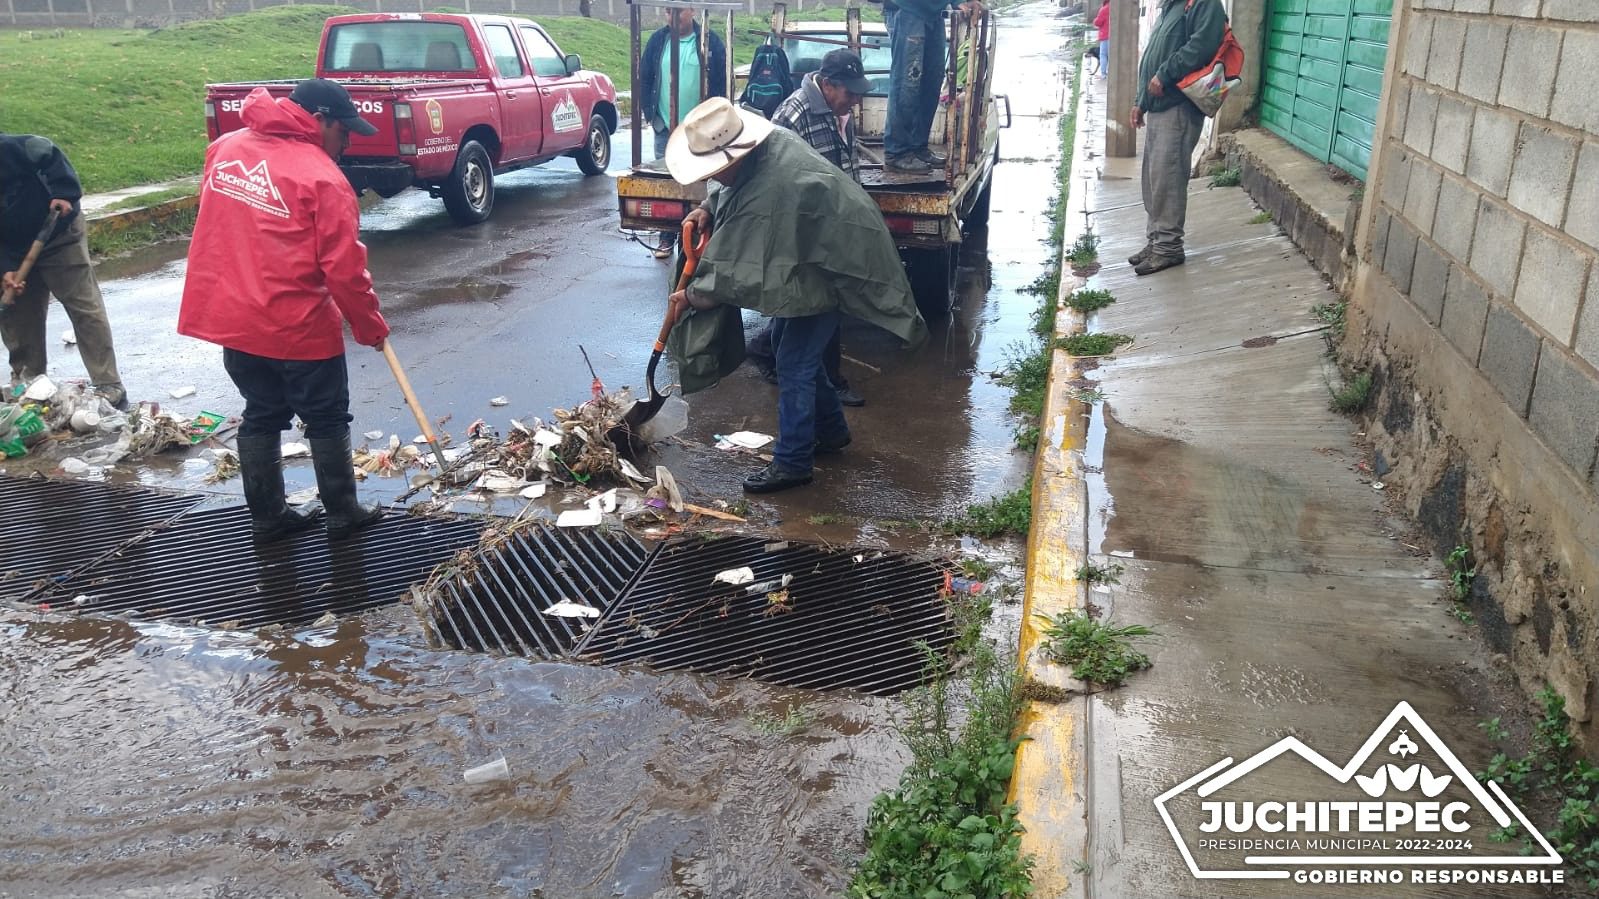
[236,435,319,542]
[308,432,385,540]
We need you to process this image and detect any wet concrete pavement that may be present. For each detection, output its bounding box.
[0,4,1077,896]
[1043,76,1559,897]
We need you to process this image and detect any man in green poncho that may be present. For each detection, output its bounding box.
[665,97,925,494]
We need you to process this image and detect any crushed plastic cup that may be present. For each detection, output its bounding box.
[463,754,510,784]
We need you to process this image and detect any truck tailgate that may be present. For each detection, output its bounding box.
[206,78,487,159]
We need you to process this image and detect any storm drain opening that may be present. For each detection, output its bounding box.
[44,506,487,629]
[577,537,955,696]
[420,521,651,657]
[0,474,204,600]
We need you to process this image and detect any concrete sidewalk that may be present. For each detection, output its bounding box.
[1011,73,1552,897]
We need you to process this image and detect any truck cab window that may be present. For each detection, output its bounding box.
[519,27,568,78]
[481,24,526,79]
[323,22,474,73]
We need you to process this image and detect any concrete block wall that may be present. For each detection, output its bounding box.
[1356,0,1599,732]
[1373,2,1599,498]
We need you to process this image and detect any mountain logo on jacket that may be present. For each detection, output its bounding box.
[210,158,290,219]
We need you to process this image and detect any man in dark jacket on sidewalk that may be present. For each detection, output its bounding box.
[180,79,390,543]
[1129,0,1226,276]
[0,133,128,409]
[639,7,727,258]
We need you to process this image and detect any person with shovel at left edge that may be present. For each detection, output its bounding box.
[1,133,130,410]
[179,79,389,542]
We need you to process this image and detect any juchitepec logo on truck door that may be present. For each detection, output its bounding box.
[210,158,290,219]
[1155,702,1566,889]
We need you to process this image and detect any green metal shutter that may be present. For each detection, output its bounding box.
[1260,0,1392,180]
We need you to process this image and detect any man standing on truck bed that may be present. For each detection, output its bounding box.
[1129,0,1226,276]
[179,79,390,543]
[667,97,925,494]
[0,133,129,410]
[883,0,982,174]
[640,6,727,259]
[753,48,875,407]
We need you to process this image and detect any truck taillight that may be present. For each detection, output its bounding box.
[624,199,686,220]
[884,215,941,236]
[394,102,416,156]
[204,101,218,142]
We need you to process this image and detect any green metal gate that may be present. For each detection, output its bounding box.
[1260,0,1392,180]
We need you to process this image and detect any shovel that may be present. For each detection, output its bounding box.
[381,340,449,481]
[612,218,708,448]
[0,208,61,312]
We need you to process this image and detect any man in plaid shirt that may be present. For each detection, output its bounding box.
[771,49,871,183]
[752,49,875,406]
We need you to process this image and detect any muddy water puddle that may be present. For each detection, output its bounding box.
[0,606,906,898]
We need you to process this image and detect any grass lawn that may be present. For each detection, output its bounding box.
[1,4,870,194]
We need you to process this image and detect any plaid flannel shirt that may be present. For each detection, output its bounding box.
[771,74,860,183]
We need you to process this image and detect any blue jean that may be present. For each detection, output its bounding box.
[653,125,671,160]
[771,311,848,472]
[1100,39,1108,76]
[884,5,946,159]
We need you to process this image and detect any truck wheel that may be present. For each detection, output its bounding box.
[575,114,611,176]
[443,140,494,225]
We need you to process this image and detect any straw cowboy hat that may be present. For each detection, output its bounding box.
[665,97,775,185]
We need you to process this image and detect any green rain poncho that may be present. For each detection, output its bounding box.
[666,127,927,393]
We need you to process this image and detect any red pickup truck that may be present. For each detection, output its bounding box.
[205,12,618,224]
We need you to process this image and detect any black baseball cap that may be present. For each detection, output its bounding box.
[819,49,874,95]
[289,78,378,135]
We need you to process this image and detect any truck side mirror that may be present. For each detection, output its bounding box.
[565,53,582,75]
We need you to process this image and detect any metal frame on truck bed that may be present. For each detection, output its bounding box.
[615,1,1007,309]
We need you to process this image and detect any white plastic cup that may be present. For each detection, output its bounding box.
[463,754,510,784]
[70,410,101,433]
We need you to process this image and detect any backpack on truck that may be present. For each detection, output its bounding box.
[1176,0,1245,117]
[741,39,794,119]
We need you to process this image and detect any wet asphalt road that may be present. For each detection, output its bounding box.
[0,5,1072,895]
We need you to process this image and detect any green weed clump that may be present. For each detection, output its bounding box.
[1445,545,1476,623]
[1478,688,1599,890]
[947,481,1033,539]
[1065,230,1100,267]
[1064,289,1115,313]
[1038,611,1154,687]
[1055,333,1133,357]
[1329,370,1374,413]
[1209,165,1242,187]
[850,644,1034,899]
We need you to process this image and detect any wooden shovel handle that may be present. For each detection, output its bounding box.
[1,209,60,308]
[382,340,447,473]
[651,219,709,352]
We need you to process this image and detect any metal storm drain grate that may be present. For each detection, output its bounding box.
[43,506,486,629]
[421,521,650,657]
[578,537,954,696]
[0,475,203,599]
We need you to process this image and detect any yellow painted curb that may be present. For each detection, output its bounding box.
[1008,58,1099,899]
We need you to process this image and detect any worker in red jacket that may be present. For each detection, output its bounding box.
[179,79,389,542]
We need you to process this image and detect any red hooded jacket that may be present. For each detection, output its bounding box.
[179,89,388,360]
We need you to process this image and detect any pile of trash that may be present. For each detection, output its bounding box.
[0,375,226,468]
